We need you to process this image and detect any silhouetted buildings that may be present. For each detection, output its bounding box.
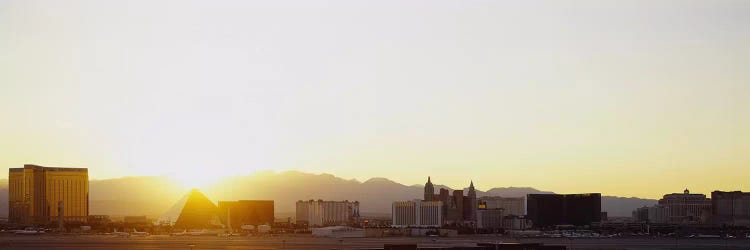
[658,189,711,223]
[8,164,89,225]
[526,193,601,227]
[295,200,360,227]
[218,200,274,230]
[710,190,750,226]
[631,189,714,225]
[422,177,478,225]
[392,200,443,227]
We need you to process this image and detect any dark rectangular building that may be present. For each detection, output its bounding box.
[527,193,601,227]
[217,200,274,230]
[711,191,750,226]
[526,194,564,227]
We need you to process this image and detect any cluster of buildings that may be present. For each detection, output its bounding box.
[7,165,278,231]
[632,189,750,226]
[392,178,486,228]
[6,164,363,232]
[391,177,603,230]
[8,164,748,234]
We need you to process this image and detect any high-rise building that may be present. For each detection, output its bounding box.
[218,200,274,230]
[658,189,711,223]
[465,181,477,222]
[479,196,526,216]
[711,190,750,226]
[423,177,434,201]
[526,194,564,227]
[438,188,450,201]
[392,200,442,227]
[526,193,601,227]
[449,190,464,224]
[296,200,360,227]
[565,193,603,226]
[8,164,89,225]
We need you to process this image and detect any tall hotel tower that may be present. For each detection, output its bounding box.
[8,164,89,225]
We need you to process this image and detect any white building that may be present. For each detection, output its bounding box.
[392,200,442,227]
[296,200,360,227]
[479,196,526,216]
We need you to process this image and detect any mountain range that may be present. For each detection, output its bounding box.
[0,170,656,218]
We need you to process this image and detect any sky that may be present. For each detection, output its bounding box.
[1,0,748,199]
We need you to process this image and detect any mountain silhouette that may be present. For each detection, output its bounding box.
[0,170,656,218]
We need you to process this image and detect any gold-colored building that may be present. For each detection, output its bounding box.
[9,164,89,225]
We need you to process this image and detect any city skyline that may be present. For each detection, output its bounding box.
[2,0,749,199]
[0,165,743,201]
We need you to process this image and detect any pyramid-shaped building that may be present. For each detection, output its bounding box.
[167,189,223,229]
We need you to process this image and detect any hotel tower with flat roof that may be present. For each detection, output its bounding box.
[8,164,89,225]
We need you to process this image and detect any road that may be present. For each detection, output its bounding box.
[1,234,749,249]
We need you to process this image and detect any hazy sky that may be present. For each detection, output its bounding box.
[1,0,748,198]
